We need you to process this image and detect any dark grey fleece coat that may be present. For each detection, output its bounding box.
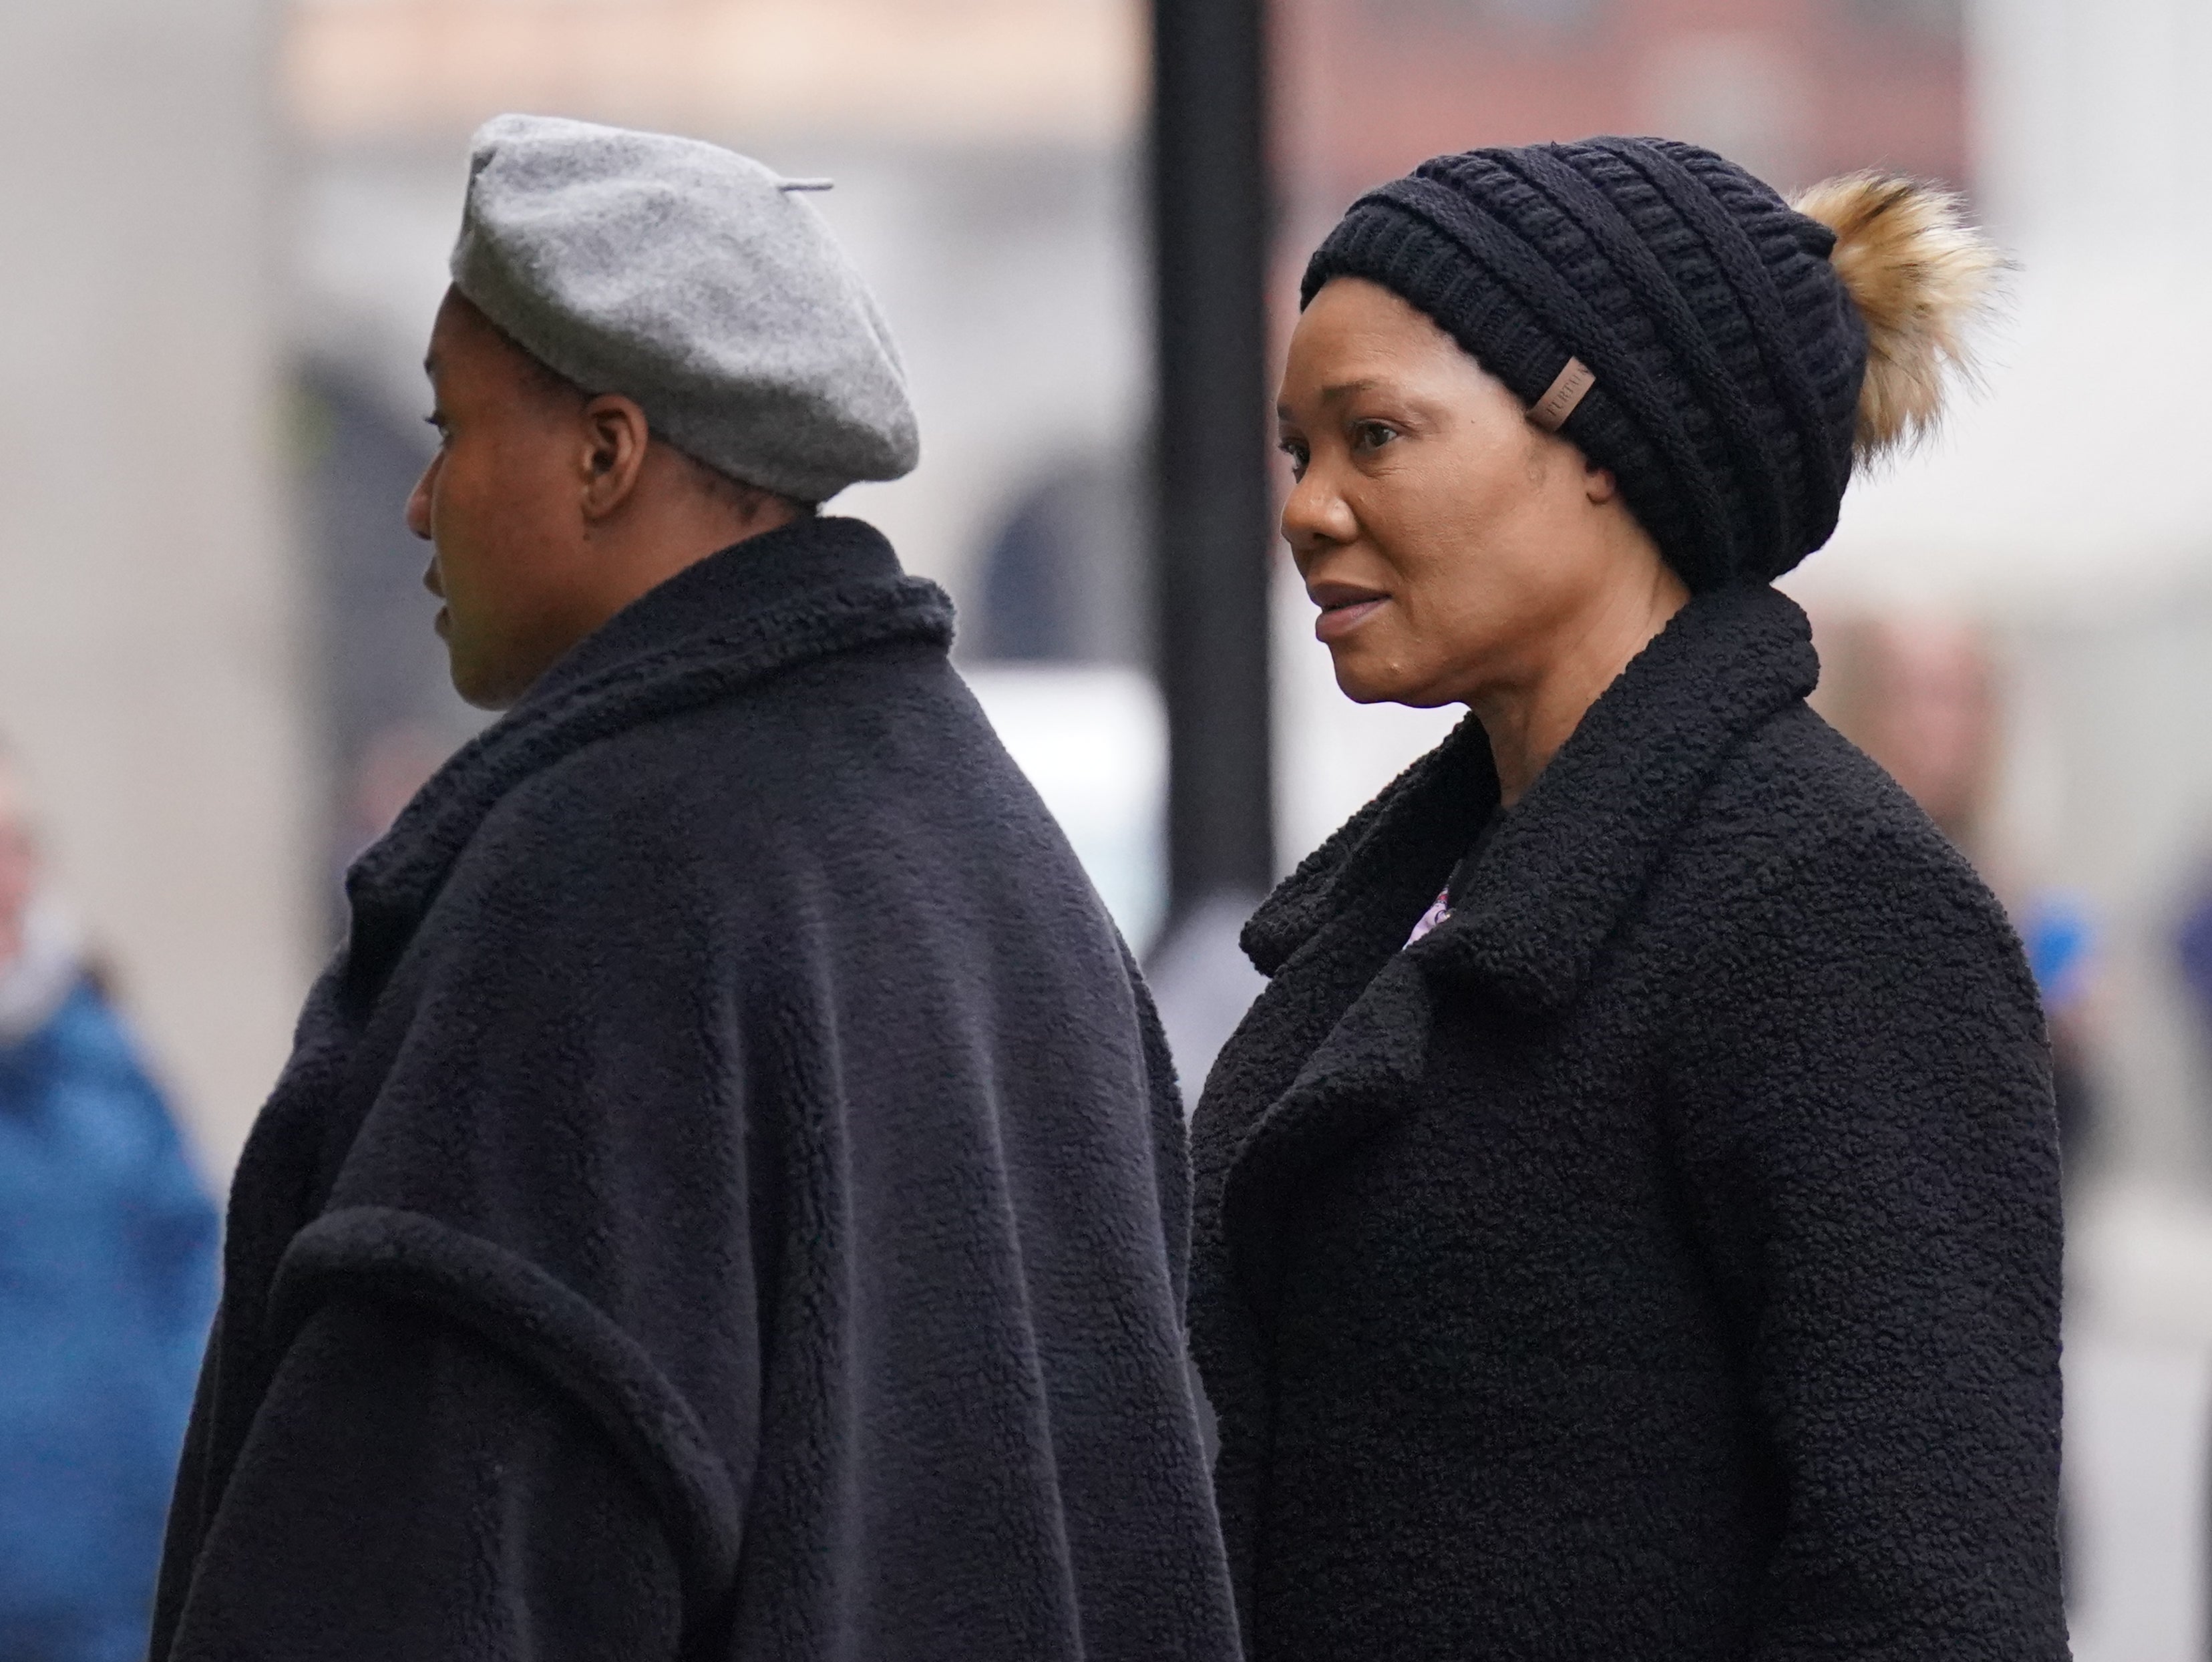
[150,516,1240,1662]
[1190,585,2068,1661]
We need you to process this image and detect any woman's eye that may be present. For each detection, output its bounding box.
[1350,420,1399,454]
[1278,440,1308,480]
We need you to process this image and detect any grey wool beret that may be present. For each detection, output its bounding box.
[451,114,920,504]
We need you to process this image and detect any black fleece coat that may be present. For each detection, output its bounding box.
[150,517,1240,1662]
[1189,585,2068,1661]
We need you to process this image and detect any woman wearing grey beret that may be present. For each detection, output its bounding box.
[1189,140,2066,1659]
[150,116,1239,1662]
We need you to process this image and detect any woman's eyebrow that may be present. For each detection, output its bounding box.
[1280,378,1390,420]
[1316,378,1384,404]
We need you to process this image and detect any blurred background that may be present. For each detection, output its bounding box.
[1,0,2207,1655]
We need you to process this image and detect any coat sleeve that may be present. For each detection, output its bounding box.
[1667,827,2067,1660]
[161,1294,684,1662]
[228,786,758,1643]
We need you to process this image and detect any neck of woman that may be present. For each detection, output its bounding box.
[1470,562,1692,808]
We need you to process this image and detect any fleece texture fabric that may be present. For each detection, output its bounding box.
[1189,583,2068,1661]
[453,114,919,503]
[149,515,1239,1662]
[1303,138,1863,591]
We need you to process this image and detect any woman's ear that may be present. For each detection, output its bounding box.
[578,394,652,520]
[1584,457,1620,505]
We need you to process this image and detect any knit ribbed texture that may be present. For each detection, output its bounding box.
[1302,137,1866,590]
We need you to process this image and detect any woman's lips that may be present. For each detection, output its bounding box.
[1313,594,1387,643]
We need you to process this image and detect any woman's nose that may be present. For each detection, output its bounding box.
[1281,468,1353,557]
[404,457,437,542]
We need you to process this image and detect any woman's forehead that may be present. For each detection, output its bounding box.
[1282,285,1476,407]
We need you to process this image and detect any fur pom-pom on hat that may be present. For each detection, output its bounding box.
[1791,172,2005,464]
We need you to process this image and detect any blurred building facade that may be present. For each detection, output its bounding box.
[1277,0,1965,229]
[0,0,316,1174]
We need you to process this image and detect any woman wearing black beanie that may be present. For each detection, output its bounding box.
[1188,139,2066,1660]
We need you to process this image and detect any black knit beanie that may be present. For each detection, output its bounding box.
[1302,137,1983,591]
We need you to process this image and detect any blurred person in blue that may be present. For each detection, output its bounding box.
[149,116,1236,1662]
[0,747,219,1662]
[1825,615,2100,1156]
[2168,864,2212,1133]
[2171,860,2212,1648]
[2175,879,2212,1041]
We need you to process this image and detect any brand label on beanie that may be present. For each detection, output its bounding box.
[1529,356,1596,432]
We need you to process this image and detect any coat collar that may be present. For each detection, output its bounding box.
[341,516,952,991]
[1244,583,1819,1015]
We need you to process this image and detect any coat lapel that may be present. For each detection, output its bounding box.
[1200,583,1821,1318]
[1187,717,1495,1620]
[1195,716,1495,1288]
[1411,583,1820,1013]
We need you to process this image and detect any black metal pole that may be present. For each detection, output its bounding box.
[1150,0,1275,939]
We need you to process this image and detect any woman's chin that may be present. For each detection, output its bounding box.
[1329,651,1448,709]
